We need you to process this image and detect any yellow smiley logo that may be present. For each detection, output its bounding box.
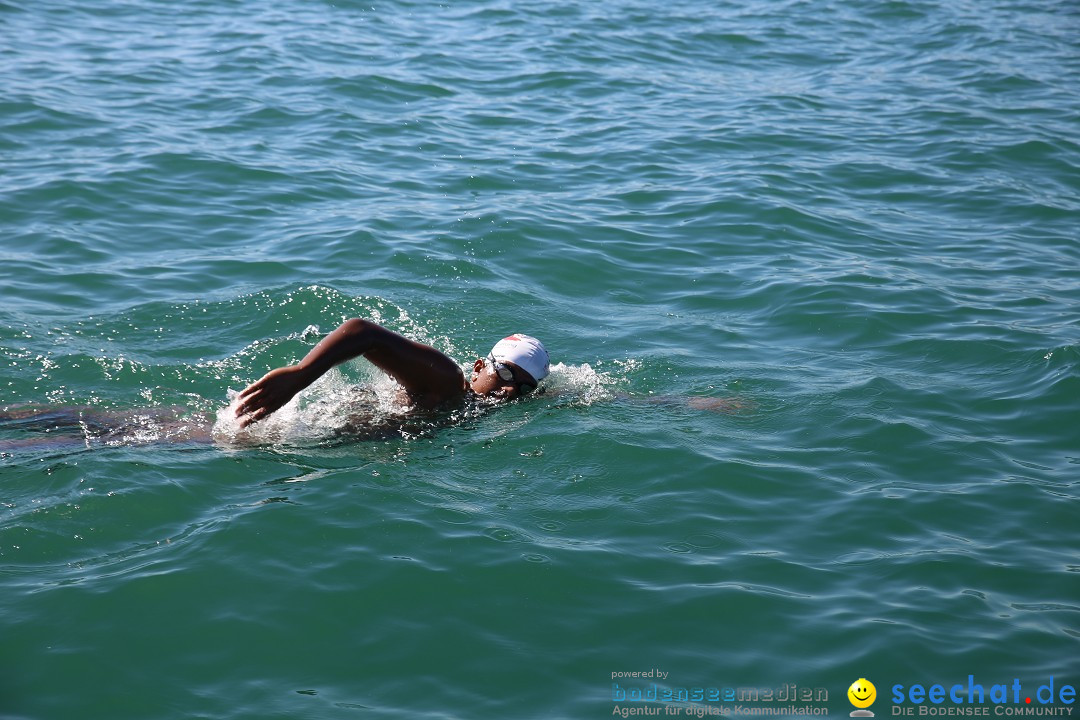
[848,678,877,710]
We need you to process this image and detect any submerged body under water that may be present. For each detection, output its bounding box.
[0,404,216,452]
[0,387,476,452]
[0,378,743,454]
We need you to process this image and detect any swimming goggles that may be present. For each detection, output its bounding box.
[488,354,536,394]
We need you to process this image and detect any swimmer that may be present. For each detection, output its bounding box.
[2,317,743,452]
[234,318,550,428]
[0,321,548,451]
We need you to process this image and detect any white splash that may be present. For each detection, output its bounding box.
[541,361,624,406]
[211,367,410,447]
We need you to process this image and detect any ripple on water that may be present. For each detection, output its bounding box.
[2,0,1079,716]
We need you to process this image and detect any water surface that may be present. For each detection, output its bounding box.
[1,0,1078,718]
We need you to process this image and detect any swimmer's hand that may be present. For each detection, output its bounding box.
[235,365,314,427]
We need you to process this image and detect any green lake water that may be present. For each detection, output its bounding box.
[1,0,1078,718]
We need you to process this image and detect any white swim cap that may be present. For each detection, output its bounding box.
[489,334,550,383]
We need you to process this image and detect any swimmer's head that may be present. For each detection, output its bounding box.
[469,334,550,400]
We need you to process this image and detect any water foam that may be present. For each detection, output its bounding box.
[212,367,412,447]
[542,361,625,406]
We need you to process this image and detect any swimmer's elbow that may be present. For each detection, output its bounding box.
[340,317,373,336]
[337,318,388,353]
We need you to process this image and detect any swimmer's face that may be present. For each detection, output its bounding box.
[847,679,876,709]
[469,357,536,400]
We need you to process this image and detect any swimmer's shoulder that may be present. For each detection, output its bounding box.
[405,376,470,411]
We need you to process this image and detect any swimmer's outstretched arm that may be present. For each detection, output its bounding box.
[611,392,750,413]
[235,318,465,427]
